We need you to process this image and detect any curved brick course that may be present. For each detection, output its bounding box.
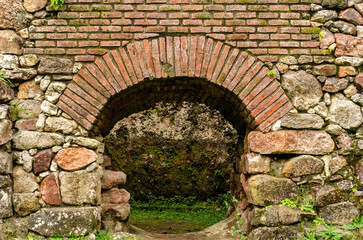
[57,36,293,134]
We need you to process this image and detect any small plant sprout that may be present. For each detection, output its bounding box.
[267,70,275,78]
[50,0,65,10]
[0,70,11,85]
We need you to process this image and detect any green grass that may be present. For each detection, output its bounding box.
[129,196,228,234]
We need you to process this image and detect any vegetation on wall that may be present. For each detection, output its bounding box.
[50,0,64,10]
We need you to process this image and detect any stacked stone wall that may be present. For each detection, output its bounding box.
[0,0,362,239]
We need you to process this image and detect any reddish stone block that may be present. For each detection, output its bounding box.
[33,149,53,174]
[356,73,363,88]
[338,66,358,78]
[102,188,130,204]
[41,172,61,205]
[248,131,335,155]
[55,147,98,171]
[338,8,363,25]
[15,119,38,131]
[335,33,363,58]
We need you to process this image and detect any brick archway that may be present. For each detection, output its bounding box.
[57,36,293,135]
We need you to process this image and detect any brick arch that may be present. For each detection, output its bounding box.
[57,36,293,135]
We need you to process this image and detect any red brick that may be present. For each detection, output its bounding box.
[270,5,289,11]
[143,39,156,79]
[268,20,289,25]
[101,12,122,18]
[152,38,162,78]
[204,20,223,26]
[168,27,188,33]
[183,20,202,26]
[80,12,100,18]
[66,49,86,55]
[137,4,158,11]
[271,34,290,40]
[36,41,56,47]
[280,41,299,48]
[123,26,143,32]
[58,12,79,19]
[170,12,189,18]
[213,27,233,33]
[57,41,77,47]
[236,12,257,18]
[214,12,233,19]
[160,20,180,25]
[194,36,205,78]
[90,19,110,25]
[259,41,279,47]
[227,34,248,40]
[46,33,67,39]
[237,42,258,48]
[35,26,56,32]
[258,12,279,18]
[100,41,121,47]
[125,12,144,18]
[111,19,132,25]
[191,27,211,33]
[280,13,300,19]
[183,5,203,11]
[258,27,278,33]
[75,55,96,62]
[90,33,109,40]
[146,12,167,18]
[115,4,134,11]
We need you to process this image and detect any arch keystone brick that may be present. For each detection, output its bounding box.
[57,36,293,134]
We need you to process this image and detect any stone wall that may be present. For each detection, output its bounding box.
[0,0,362,239]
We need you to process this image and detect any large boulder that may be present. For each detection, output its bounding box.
[0,30,23,55]
[335,34,363,58]
[281,71,323,111]
[55,148,98,171]
[329,93,363,129]
[12,130,64,150]
[38,57,73,74]
[59,170,101,205]
[280,113,324,129]
[0,120,12,145]
[0,0,31,31]
[319,202,360,225]
[245,175,298,206]
[28,207,99,237]
[248,131,335,155]
[282,155,324,178]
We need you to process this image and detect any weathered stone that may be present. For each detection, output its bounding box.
[33,149,53,174]
[312,185,343,207]
[279,56,297,65]
[0,188,12,218]
[0,105,9,119]
[0,151,12,174]
[248,131,335,155]
[330,155,347,174]
[0,175,12,188]
[23,0,47,12]
[358,25,363,38]
[281,71,323,111]
[281,113,324,129]
[337,180,353,191]
[336,133,353,148]
[319,202,360,225]
[102,204,130,232]
[38,57,73,74]
[40,100,58,116]
[344,85,357,98]
[352,94,363,106]
[73,137,102,150]
[14,119,38,131]
[10,99,42,120]
[314,56,335,64]
[101,170,127,189]
[41,172,61,205]
[0,30,23,55]
[13,166,38,193]
[245,175,298,206]
[0,55,18,69]
[45,82,67,103]
[329,93,363,129]
[59,170,101,205]
[28,207,99,237]
[251,206,316,227]
[19,54,39,67]
[0,120,12,145]
[334,21,357,35]
[322,0,349,9]
[248,226,301,240]
[313,65,337,76]
[55,148,98,171]
[335,57,363,67]
[18,81,42,99]
[356,73,363,88]
[0,81,14,103]
[102,188,130,204]
[335,34,363,58]
[46,118,77,136]
[338,66,357,78]
[13,130,64,150]
[356,160,363,190]
[339,8,363,25]
[282,155,324,178]
[323,78,348,92]
[356,3,363,15]
[0,0,31,31]
[241,151,271,174]
[298,55,313,64]
[312,10,337,23]
[6,68,37,81]
[19,150,33,172]
[13,193,40,216]
[319,28,335,49]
